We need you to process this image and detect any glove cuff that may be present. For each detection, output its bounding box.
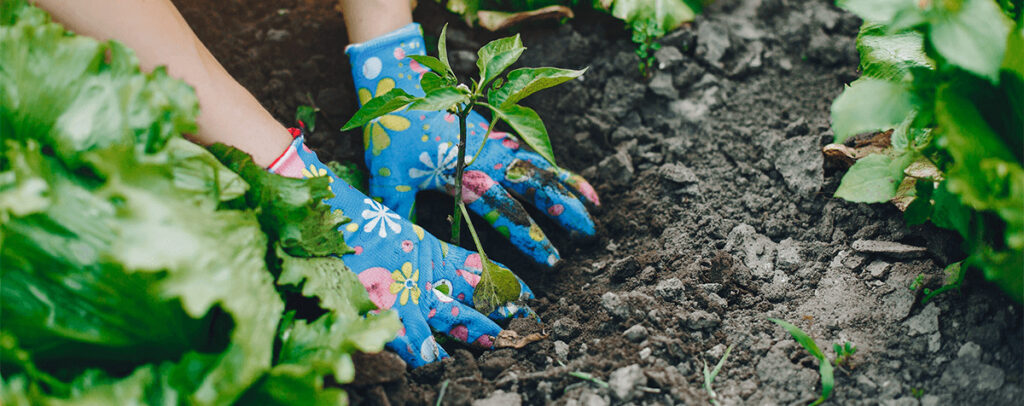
[345,22,429,104]
[267,128,307,179]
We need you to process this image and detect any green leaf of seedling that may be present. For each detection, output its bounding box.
[1003,25,1024,78]
[341,88,418,130]
[477,34,526,90]
[904,180,935,225]
[835,152,915,203]
[602,0,699,33]
[488,67,587,108]
[438,24,456,79]
[768,318,834,406]
[856,23,931,81]
[931,180,971,238]
[928,0,1012,83]
[326,160,368,195]
[409,55,455,82]
[408,87,470,112]
[836,0,916,24]
[831,77,917,143]
[420,71,448,94]
[472,259,523,316]
[295,105,317,133]
[489,103,556,166]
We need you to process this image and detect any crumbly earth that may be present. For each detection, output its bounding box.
[175,0,1023,404]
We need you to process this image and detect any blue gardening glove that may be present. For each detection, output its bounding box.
[270,133,534,367]
[345,23,600,268]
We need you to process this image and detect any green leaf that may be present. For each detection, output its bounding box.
[409,55,454,82]
[904,180,935,225]
[276,245,376,316]
[767,318,833,405]
[472,259,523,315]
[835,152,915,203]
[836,0,916,24]
[1002,24,1024,79]
[599,0,699,33]
[856,23,932,81]
[488,67,587,107]
[438,24,455,79]
[210,145,350,258]
[296,105,317,133]
[931,180,972,238]
[341,88,418,130]
[490,103,556,165]
[928,0,1013,82]
[831,77,917,143]
[477,34,526,89]
[420,71,448,94]
[408,87,471,112]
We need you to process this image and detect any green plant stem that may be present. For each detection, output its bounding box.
[459,201,488,264]
[467,115,500,167]
[450,103,473,244]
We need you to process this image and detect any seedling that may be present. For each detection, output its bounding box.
[833,341,857,369]
[911,387,925,399]
[342,24,585,314]
[768,319,834,406]
[569,371,610,388]
[630,18,664,77]
[702,343,735,405]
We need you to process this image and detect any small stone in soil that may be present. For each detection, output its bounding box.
[648,71,677,98]
[655,278,686,302]
[623,324,649,343]
[552,317,581,341]
[866,260,891,279]
[554,340,569,360]
[472,390,522,406]
[655,45,684,69]
[658,162,699,184]
[610,256,641,282]
[851,239,928,259]
[609,364,646,401]
[598,150,634,187]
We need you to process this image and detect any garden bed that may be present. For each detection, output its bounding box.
[174,0,1023,404]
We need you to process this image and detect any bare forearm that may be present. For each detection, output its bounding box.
[338,0,413,43]
[35,0,291,166]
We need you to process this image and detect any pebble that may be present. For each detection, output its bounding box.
[610,256,641,282]
[639,347,652,359]
[851,239,928,259]
[598,150,634,187]
[685,310,722,330]
[658,162,699,184]
[552,317,582,340]
[648,71,677,98]
[623,324,649,343]
[265,29,290,41]
[472,390,522,406]
[904,303,940,336]
[655,45,684,69]
[554,340,570,360]
[866,260,891,279]
[609,364,646,401]
[655,278,686,301]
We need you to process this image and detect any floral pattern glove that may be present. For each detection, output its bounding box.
[345,23,600,268]
[271,134,534,367]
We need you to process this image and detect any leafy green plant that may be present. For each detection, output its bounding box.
[342,24,583,314]
[702,343,735,404]
[833,341,857,368]
[0,2,399,404]
[831,0,1023,301]
[630,17,665,77]
[768,319,834,406]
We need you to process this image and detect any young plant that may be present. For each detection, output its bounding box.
[342,24,584,314]
[768,319,834,406]
[833,341,857,369]
[702,343,735,405]
[630,18,665,77]
[831,0,1023,302]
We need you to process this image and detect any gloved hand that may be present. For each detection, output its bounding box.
[270,133,534,367]
[345,23,600,268]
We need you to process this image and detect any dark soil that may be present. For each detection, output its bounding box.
[175,0,1024,404]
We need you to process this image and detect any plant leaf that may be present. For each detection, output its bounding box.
[472,259,523,316]
[835,152,914,203]
[341,88,418,130]
[768,318,833,405]
[928,0,1012,83]
[477,34,526,89]
[438,23,455,79]
[600,0,699,33]
[856,23,931,81]
[488,67,587,108]
[831,77,917,143]
[490,103,556,166]
[296,105,317,133]
[408,87,470,112]
[409,55,454,81]
[836,0,916,24]
[420,71,447,94]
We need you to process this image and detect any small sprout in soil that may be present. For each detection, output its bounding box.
[922,260,966,304]
[703,343,735,405]
[569,371,610,389]
[834,341,857,369]
[436,379,450,406]
[629,18,664,78]
[909,273,926,291]
[768,318,834,406]
[343,23,585,314]
[911,387,925,399]
[295,104,318,133]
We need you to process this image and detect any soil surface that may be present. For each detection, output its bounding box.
[175,0,1024,404]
